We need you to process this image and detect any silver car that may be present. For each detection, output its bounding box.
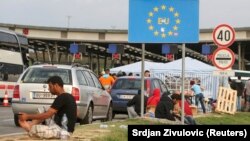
[12,64,113,126]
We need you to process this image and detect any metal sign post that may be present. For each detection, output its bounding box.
[181,43,185,124]
[140,44,145,117]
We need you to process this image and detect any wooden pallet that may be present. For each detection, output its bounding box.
[215,87,237,114]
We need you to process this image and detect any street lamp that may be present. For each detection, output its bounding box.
[66,16,72,28]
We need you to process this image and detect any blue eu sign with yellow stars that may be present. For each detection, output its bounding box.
[129,0,199,43]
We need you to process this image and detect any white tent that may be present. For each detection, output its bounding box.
[152,57,217,72]
[110,61,164,74]
[110,57,216,73]
[111,57,219,100]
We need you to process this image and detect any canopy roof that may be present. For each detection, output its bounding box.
[110,57,216,74]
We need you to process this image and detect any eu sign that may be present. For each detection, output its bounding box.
[129,0,199,43]
[69,43,78,54]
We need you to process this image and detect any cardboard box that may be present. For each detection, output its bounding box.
[190,105,197,115]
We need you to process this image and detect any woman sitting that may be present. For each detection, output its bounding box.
[145,88,161,117]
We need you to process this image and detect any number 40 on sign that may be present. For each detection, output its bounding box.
[213,24,235,47]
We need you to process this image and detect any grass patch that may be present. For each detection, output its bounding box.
[92,127,127,141]
[91,118,174,141]
[73,118,179,141]
[72,112,250,141]
[195,112,250,125]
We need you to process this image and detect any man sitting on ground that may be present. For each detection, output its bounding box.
[155,91,176,121]
[127,90,148,118]
[18,76,77,139]
[171,93,196,125]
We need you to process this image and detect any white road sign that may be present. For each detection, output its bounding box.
[212,70,235,76]
[213,24,235,47]
[212,48,235,70]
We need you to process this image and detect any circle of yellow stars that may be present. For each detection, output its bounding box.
[146,4,181,38]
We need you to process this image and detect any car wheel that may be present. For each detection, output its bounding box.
[112,112,116,119]
[80,106,93,125]
[14,114,20,127]
[107,105,113,121]
[102,105,113,122]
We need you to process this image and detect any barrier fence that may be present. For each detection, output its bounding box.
[151,70,220,99]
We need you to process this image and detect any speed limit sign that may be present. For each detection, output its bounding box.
[213,24,235,47]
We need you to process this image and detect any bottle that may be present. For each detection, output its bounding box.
[61,114,68,131]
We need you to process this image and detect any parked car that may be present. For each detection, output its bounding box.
[110,76,169,117]
[12,64,113,126]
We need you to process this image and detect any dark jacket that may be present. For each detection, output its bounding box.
[231,81,244,96]
[235,81,244,96]
[127,94,148,115]
[155,93,175,121]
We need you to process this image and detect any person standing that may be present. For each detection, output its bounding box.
[244,79,250,111]
[190,80,206,114]
[128,72,133,76]
[111,73,117,81]
[18,76,77,139]
[99,68,115,90]
[228,77,236,89]
[235,76,244,111]
[144,70,150,77]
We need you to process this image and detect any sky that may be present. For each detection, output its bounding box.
[0,0,250,29]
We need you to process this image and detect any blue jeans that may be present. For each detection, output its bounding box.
[246,95,250,111]
[195,93,206,113]
[237,96,242,111]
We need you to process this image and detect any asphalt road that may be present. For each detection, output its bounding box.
[0,106,128,136]
[0,106,24,136]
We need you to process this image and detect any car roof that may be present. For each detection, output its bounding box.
[28,64,90,71]
[117,76,156,80]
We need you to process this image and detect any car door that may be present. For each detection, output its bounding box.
[82,71,102,117]
[75,70,90,110]
[89,72,110,116]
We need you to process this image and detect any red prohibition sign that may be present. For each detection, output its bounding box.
[212,24,235,47]
[212,48,235,70]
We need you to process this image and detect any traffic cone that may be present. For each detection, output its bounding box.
[3,90,9,107]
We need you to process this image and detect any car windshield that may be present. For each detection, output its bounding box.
[21,68,72,84]
[112,78,147,90]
